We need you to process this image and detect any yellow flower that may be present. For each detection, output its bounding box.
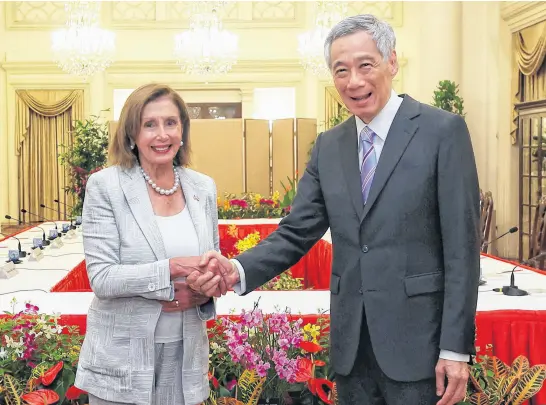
[254,194,262,204]
[272,190,280,203]
[303,323,321,343]
[235,232,261,253]
[227,224,238,238]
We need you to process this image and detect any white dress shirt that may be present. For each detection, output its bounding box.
[232,89,469,363]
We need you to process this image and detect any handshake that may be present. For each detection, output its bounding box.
[169,251,240,298]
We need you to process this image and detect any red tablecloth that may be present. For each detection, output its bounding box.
[51,223,333,292]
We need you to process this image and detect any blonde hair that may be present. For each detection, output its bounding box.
[108,83,191,168]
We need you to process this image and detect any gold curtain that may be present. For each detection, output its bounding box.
[324,86,346,129]
[15,90,84,222]
[512,22,546,143]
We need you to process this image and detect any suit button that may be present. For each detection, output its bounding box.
[148,283,155,291]
[359,288,363,294]
[361,245,369,253]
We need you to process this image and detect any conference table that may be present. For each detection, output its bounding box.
[2,220,546,403]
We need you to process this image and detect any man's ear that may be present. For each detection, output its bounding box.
[390,50,399,77]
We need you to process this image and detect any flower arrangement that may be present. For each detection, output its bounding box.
[58,113,109,216]
[207,306,332,405]
[219,226,305,291]
[0,299,86,404]
[218,192,287,219]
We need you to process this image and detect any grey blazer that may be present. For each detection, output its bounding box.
[236,95,481,382]
[75,165,219,405]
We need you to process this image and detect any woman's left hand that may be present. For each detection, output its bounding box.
[160,281,211,312]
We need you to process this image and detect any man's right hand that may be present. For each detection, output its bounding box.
[184,251,240,297]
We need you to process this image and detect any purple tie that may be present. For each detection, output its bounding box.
[360,127,377,204]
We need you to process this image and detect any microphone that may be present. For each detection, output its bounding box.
[483,226,518,248]
[54,199,73,209]
[40,203,74,231]
[0,231,26,259]
[20,208,58,230]
[492,254,546,296]
[4,215,50,246]
[53,199,81,226]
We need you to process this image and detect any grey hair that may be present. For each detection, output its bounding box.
[324,14,396,69]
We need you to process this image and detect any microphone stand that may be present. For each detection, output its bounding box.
[502,264,529,296]
[497,253,545,296]
[40,204,72,232]
[54,199,77,229]
[480,226,518,286]
[0,232,26,259]
[5,214,50,246]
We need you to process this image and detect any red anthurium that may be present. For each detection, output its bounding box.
[299,341,322,353]
[313,360,326,367]
[294,358,313,382]
[65,385,86,401]
[314,378,334,405]
[21,389,60,405]
[41,361,63,386]
[207,372,219,389]
[307,377,317,395]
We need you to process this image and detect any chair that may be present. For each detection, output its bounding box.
[480,191,494,253]
[528,196,546,269]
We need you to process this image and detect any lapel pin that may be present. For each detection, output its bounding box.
[193,195,199,201]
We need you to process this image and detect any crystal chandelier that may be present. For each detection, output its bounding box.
[298,1,347,76]
[174,2,238,76]
[51,1,115,78]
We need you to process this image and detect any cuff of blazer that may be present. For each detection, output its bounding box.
[197,298,216,321]
[230,259,246,295]
[439,350,470,363]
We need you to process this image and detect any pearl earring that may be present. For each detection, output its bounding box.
[130,141,135,150]
[180,140,184,146]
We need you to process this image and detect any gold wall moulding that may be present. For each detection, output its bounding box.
[501,1,546,33]
[5,1,305,30]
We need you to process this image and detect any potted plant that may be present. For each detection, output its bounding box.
[58,112,109,216]
[431,80,465,117]
[459,354,546,404]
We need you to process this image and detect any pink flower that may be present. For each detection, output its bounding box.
[229,199,248,209]
[25,303,39,313]
[226,379,238,390]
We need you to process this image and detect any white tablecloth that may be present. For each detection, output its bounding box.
[0,222,84,295]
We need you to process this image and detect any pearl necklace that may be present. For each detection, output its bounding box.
[140,166,180,196]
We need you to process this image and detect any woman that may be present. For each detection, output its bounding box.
[75,83,222,405]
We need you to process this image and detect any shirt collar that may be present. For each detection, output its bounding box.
[356,89,403,145]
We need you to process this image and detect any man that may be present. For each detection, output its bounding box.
[191,14,480,405]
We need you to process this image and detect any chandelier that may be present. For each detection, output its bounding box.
[51,1,116,78]
[174,2,238,76]
[298,1,347,76]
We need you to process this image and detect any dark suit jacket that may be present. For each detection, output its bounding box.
[236,94,481,382]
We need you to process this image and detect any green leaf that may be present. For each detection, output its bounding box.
[51,366,75,403]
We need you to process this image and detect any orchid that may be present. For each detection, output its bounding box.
[221,306,306,399]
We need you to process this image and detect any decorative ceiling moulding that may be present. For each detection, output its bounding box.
[105,73,305,87]
[346,2,403,27]
[106,59,306,75]
[4,1,400,30]
[101,1,305,30]
[0,59,305,75]
[5,1,68,29]
[501,1,546,33]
